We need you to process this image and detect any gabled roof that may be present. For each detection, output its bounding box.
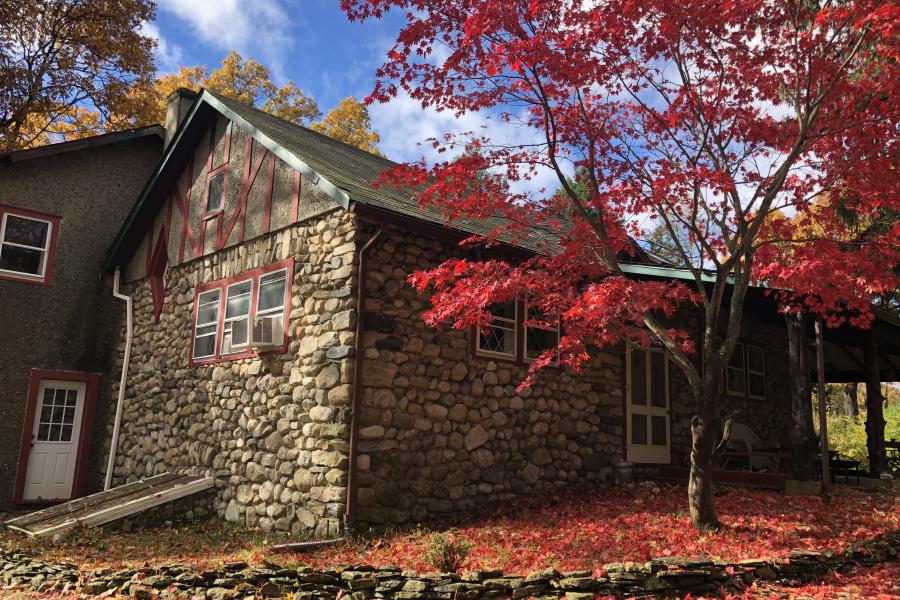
[102,90,567,272]
[0,125,163,164]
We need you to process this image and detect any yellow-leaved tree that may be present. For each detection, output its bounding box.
[0,0,157,151]
[310,97,382,155]
[137,51,322,127]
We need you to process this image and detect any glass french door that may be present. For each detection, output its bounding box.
[626,347,670,463]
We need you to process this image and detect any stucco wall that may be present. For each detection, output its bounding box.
[103,210,357,537]
[0,135,162,508]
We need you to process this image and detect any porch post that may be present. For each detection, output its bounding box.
[864,331,887,477]
[814,318,830,494]
[786,313,817,480]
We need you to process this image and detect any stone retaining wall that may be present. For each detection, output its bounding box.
[3,531,897,598]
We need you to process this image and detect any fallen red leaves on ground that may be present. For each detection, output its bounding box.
[306,483,899,574]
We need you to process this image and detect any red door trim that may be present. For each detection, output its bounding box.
[13,370,100,505]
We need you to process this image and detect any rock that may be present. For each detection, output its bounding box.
[359,425,385,439]
[224,500,241,523]
[424,403,449,420]
[472,448,495,469]
[521,463,541,484]
[464,425,489,451]
[316,364,341,388]
[450,362,468,382]
[531,448,552,466]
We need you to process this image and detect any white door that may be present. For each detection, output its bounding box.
[626,347,671,464]
[23,380,86,501]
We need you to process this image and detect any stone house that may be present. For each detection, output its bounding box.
[4,89,897,535]
[0,127,163,508]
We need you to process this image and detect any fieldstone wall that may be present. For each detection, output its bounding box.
[102,209,358,537]
[668,315,793,467]
[352,222,625,526]
[3,530,898,598]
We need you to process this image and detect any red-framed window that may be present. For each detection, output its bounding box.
[190,258,293,365]
[0,204,61,286]
[202,120,231,220]
[473,299,560,363]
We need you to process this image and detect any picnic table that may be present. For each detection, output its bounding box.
[886,439,900,472]
[827,450,863,485]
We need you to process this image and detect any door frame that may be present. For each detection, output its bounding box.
[622,346,672,464]
[14,369,100,505]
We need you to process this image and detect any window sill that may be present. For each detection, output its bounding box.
[0,270,50,286]
[189,344,288,367]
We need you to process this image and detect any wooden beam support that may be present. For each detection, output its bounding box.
[864,331,887,477]
[815,318,831,496]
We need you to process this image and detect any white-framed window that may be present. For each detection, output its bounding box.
[206,171,226,214]
[524,301,560,362]
[746,344,766,399]
[222,280,251,355]
[724,342,767,399]
[725,342,747,396]
[476,301,518,358]
[0,209,55,282]
[254,269,288,341]
[193,289,221,359]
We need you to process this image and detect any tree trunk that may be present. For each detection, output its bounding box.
[688,377,722,531]
[786,313,817,480]
[845,382,859,419]
[864,333,886,476]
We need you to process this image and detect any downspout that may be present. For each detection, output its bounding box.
[345,226,384,528]
[105,269,133,490]
[270,226,384,553]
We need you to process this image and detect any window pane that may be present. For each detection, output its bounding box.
[37,423,50,441]
[650,352,666,407]
[490,301,517,321]
[631,350,647,406]
[226,281,251,318]
[747,346,765,373]
[60,424,73,442]
[749,373,766,398]
[3,215,49,248]
[0,244,44,274]
[196,291,220,325]
[631,413,648,445]
[728,344,745,369]
[258,272,287,313]
[651,416,668,446]
[193,334,217,358]
[207,172,225,212]
[526,326,559,360]
[727,366,746,394]
[479,325,515,355]
[49,424,61,442]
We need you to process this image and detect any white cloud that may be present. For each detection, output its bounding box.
[140,21,183,74]
[155,0,296,80]
[369,92,567,198]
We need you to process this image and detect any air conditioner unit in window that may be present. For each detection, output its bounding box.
[250,315,283,350]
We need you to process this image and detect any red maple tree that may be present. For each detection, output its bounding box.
[341,0,900,529]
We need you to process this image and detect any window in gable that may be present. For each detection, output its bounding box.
[206,171,226,215]
[0,206,60,285]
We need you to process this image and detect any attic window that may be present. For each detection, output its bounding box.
[0,205,61,285]
[206,172,225,215]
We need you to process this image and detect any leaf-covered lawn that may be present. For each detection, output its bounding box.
[1,483,896,577]
[307,483,899,573]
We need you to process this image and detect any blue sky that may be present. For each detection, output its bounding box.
[144,0,559,194]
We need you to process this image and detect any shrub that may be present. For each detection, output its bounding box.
[423,532,473,572]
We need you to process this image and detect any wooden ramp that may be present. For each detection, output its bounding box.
[5,473,214,538]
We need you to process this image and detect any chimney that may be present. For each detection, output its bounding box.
[164,87,199,148]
